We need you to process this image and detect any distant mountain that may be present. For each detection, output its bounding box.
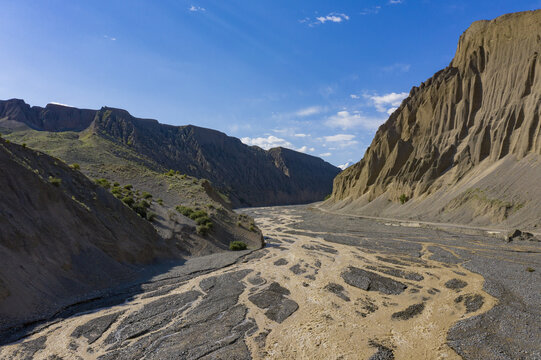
[0,100,340,207]
[324,10,541,229]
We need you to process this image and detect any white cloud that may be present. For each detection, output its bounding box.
[297,146,315,153]
[316,13,349,24]
[296,106,323,117]
[104,35,116,41]
[322,134,358,148]
[368,92,408,113]
[324,110,384,130]
[338,162,353,170]
[189,5,206,12]
[382,63,411,72]
[241,135,292,150]
[324,134,355,142]
[294,133,308,137]
[389,0,404,4]
[320,152,332,157]
[350,94,360,99]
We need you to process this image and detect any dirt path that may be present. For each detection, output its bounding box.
[1,206,528,360]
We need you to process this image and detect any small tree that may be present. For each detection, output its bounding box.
[229,241,247,251]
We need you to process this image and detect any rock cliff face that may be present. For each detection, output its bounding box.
[326,10,541,229]
[0,101,339,207]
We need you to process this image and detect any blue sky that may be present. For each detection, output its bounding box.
[1,1,539,167]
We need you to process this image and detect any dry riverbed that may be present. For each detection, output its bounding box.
[1,206,539,359]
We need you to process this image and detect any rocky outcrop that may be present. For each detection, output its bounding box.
[0,99,95,131]
[326,10,541,229]
[0,101,340,207]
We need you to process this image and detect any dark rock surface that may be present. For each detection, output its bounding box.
[391,303,425,320]
[324,283,350,302]
[71,312,124,345]
[342,267,407,295]
[248,282,299,323]
[273,258,289,266]
[445,279,468,290]
[455,294,484,313]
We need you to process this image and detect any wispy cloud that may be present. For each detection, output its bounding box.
[316,13,349,24]
[366,92,408,115]
[302,12,350,26]
[322,133,358,148]
[189,5,206,12]
[360,6,381,15]
[296,106,324,117]
[240,135,292,150]
[296,146,315,153]
[104,35,116,41]
[294,133,309,137]
[382,63,411,73]
[324,110,384,130]
[389,0,404,4]
[319,152,332,157]
[350,94,360,99]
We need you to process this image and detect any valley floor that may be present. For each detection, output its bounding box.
[1,206,540,359]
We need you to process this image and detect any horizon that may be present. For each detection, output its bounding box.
[1,1,539,167]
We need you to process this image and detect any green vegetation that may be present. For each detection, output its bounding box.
[249,225,256,232]
[157,198,164,205]
[165,169,176,176]
[49,176,62,186]
[399,194,409,204]
[94,178,111,189]
[122,196,135,207]
[70,163,80,170]
[229,241,247,251]
[22,143,27,148]
[142,191,152,199]
[526,267,535,272]
[176,205,213,235]
[324,194,331,200]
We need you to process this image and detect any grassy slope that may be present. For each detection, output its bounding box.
[3,129,264,255]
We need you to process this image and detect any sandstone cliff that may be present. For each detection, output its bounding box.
[325,10,541,229]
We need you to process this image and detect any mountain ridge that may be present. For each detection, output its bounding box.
[0,99,340,207]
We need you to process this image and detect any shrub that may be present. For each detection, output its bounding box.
[176,205,194,217]
[113,182,120,187]
[123,184,133,190]
[399,194,409,204]
[49,176,62,186]
[324,194,331,200]
[165,169,175,176]
[122,196,135,207]
[229,241,247,251]
[70,163,80,170]
[237,221,242,227]
[132,201,148,218]
[249,225,256,232]
[95,178,111,189]
[146,212,156,222]
[197,223,213,235]
[526,267,535,272]
[142,191,152,199]
[157,198,164,205]
[22,143,27,148]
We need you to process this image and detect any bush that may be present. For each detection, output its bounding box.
[146,212,156,222]
[165,169,175,176]
[113,182,120,187]
[49,176,62,186]
[123,184,133,190]
[157,198,164,205]
[197,223,213,235]
[95,178,111,189]
[122,196,135,207]
[142,191,153,199]
[22,143,27,148]
[399,194,409,204]
[229,241,247,251]
[249,225,256,232]
[70,163,80,170]
[176,205,194,217]
[132,201,148,218]
[324,194,331,200]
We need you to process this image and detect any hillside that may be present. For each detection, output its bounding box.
[323,10,541,230]
[0,101,340,207]
[0,137,166,334]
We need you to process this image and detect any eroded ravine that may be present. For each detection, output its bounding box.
[0,208,496,360]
